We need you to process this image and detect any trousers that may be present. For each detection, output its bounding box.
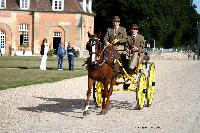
[130,52,144,69]
[40,55,47,70]
[58,57,64,69]
[68,54,74,70]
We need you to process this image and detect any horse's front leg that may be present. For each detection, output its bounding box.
[107,76,117,109]
[101,83,109,115]
[109,76,117,96]
[83,77,95,116]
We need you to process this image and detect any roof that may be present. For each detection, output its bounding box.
[2,0,93,14]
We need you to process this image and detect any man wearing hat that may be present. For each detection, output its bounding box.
[104,16,127,54]
[126,24,145,70]
[104,16,127,71]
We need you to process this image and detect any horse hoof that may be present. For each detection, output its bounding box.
[100,110,107,115]
[83,110,89,116]
[95,104,101,108]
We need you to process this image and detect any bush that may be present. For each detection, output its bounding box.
[48,48,54,56]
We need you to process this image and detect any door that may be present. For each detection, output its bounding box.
[53,32,61,54]
[0,30,5,55]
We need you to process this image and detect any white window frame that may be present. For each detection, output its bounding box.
[19,24,29,45]
[20,0,30,10]
[0,0,6,9]
[52,0,64,11]
[0,30,5,49]
[53,32,61,37]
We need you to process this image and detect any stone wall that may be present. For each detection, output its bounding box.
[149,52,191,60]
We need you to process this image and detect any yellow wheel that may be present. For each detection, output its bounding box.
[146,63,156,107]
[93,81,103,106]
[136,73,146,109]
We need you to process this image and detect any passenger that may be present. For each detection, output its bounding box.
[126,24,145,70]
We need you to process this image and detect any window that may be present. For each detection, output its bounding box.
[53,32,61,37]
[52,0,64,11]
[19,24,29,45]
[0,30,5,55]
[0,30,5,49]
[20,0,30,10]
[0,0,6,9]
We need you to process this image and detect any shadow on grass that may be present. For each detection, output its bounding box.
[20,67,55,69]
[18,67,29,69]
[17,67,84,70]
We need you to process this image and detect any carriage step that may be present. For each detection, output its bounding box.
[123,84,130,90]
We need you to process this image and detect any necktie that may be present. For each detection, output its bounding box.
[114,27,117,35]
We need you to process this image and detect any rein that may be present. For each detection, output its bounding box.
[97,45,109,60]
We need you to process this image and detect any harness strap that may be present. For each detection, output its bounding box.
[97,45,109,60]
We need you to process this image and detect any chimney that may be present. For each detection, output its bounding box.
[87,0,92,13]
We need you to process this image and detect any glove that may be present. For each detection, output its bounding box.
[125,48,129,53]
[111,39,119,45]
[132,46,138,52]
[105,42,111,47]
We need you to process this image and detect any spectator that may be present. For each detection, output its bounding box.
[75,49,80,57]
[40,39,49,70]
[0,43,2,56]
[57,42,66,70]
[67,41,75,71]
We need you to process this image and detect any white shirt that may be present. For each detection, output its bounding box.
[114,26,119,35]
[44,43,49,55]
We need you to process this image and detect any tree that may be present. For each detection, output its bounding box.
[92,0,200,48]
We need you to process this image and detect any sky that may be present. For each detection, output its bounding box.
[193,0,200,14]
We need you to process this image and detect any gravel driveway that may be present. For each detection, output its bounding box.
[0,60,200,133]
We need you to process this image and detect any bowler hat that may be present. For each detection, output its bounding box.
[131,24,139,29]
[112,16,120,22]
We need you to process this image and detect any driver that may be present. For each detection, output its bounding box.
[104,16,127,69]
[104,16,127,53]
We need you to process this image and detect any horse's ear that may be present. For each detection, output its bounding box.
[87,31,91,38]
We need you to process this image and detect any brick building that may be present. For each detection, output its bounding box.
[0,0,94,57]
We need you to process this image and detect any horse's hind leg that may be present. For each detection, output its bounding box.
[83,78,94,116]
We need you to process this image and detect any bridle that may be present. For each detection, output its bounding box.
[87,35,101,64]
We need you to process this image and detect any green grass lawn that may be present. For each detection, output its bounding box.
[0,56,88,90]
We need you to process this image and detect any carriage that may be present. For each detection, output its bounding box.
[93,59,156,109]
[83,33,156,115]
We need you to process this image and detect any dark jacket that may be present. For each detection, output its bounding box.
[104,26,127,53]
[67,45,75,56]
[40,44,45,55]
[57,44,66,57]
[126,34,144,53]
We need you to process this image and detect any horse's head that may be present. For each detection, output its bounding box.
[86,32,103,64]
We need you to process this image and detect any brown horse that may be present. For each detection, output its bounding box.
[83,33,120,115]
